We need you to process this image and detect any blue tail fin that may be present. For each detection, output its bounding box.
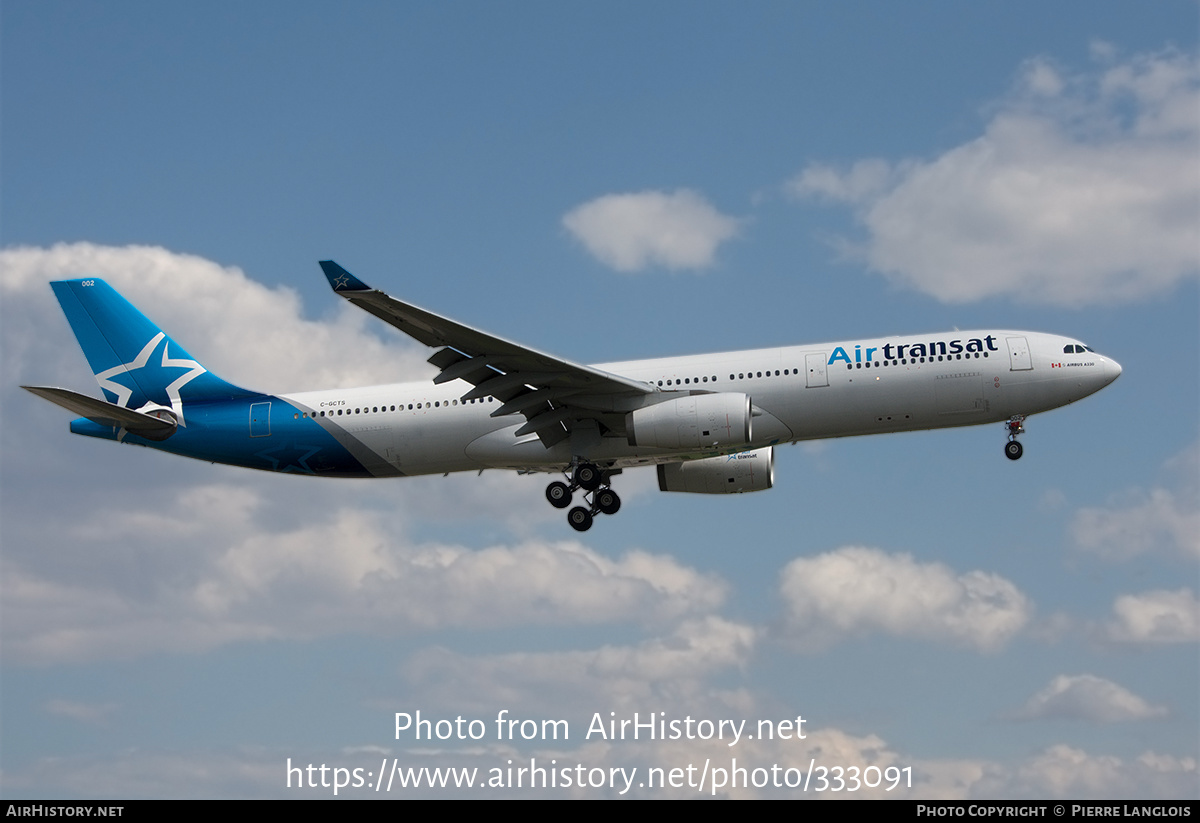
[50,279,256,416]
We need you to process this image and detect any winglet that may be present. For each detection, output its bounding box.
[319,260,371,292]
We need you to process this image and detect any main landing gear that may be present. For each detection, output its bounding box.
[1004,415,1026,460]
[545,462,621,532]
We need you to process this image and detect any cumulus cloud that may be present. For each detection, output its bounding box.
[2,479,725,663]
[562,189,740,272]
[1072,489,1200,560]
[789,47,1200,305]
[1012,674,1167,723]
[778,547,1032,652]
[9,715,1194,799]
[1105,588,1200,645]
[0,242,435,393]
[0,244,694,665]
[1071,443,1200,561]
[404,615,756,722]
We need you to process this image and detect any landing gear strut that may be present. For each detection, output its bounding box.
[1004,416,1025,461]
[546,462,622,531]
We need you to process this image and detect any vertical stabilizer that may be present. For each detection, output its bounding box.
[50,279,256,421]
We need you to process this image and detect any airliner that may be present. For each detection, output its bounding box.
[24,261,1122,531]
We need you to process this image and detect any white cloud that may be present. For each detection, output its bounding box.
[778,547,1032,652]
[562,189,740,272]
[1105,588,1200,645]
[1071,443,1200,560]
[971,745,1198,799]
[1012,674,1167,723]
[43,699,119,726]
[2,480,726,663]
[789,48,1200,305]
[1072,489,1200,560]
[0,244,693,664]
[4,731,1194,800]
[0,242,435,393]
[404,616,756,720]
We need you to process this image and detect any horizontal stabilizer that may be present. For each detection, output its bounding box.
[23,386,177,439]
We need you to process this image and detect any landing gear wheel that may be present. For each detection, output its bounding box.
[574,463,602,491]
[1005,440,1024,461]
[546,481,572,509]
[595,488,621,515]
[567,506,593,532]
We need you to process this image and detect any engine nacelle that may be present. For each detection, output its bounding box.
[626,393,751,450]
[130,403,179,441]
[657,447,775,494]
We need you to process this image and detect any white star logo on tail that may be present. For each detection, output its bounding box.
[93,332,207,426]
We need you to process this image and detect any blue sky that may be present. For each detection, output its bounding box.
[1,1,1197,798]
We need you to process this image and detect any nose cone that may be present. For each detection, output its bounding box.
[1104,356,1122,386]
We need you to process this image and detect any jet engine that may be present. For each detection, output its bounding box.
[130,403,179,440]
[626,393,751,450]
[657,447,775,494]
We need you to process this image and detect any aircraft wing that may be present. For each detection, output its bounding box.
[320,261,656,447]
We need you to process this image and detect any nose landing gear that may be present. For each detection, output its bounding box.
[546,462,622,531]
[1005,416,1026,460]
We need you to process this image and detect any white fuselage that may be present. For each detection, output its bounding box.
[280,330,1121,478]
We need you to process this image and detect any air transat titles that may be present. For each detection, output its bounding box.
[828,334,1000,366]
